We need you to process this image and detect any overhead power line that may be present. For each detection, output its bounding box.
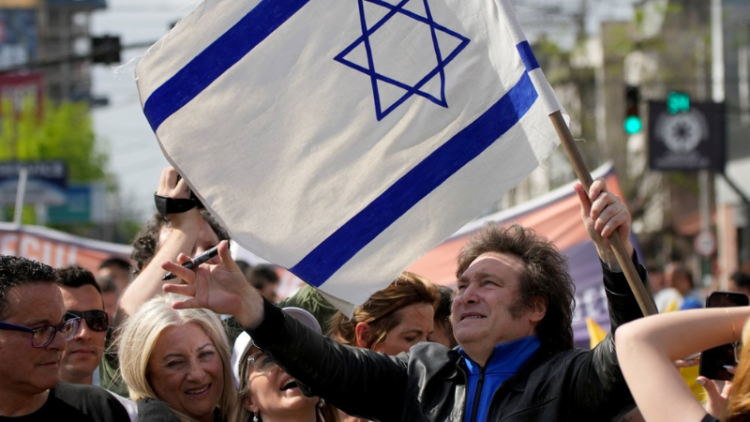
[0,39,156,74]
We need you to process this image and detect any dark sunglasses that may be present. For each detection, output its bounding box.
[64,310,108,332]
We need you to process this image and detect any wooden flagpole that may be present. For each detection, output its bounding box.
[549,111,658,316]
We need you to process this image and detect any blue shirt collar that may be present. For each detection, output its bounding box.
[459,335,541,374]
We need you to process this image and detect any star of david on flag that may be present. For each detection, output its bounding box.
[334,0,469,120]
[136,0,566,313]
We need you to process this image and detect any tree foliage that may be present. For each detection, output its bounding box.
[0,97,109,183]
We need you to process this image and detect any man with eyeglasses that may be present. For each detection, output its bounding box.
[0,255,129,421]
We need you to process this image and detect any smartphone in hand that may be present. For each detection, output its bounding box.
[699,291,749,381]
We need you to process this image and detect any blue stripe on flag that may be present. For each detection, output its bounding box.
[517,41,539,71]
[142,0,310,131]
[290,71,539,287]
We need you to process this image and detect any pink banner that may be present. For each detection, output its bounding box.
[0,222,131,272]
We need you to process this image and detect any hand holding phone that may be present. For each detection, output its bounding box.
[699,291,749,381]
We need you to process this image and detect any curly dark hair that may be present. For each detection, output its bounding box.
[456,223,575,353]
[131,210,229,274]
[0,255,57,319]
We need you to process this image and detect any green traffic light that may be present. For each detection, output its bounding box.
[624,116,642,134]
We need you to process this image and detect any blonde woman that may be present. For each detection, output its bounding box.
[230,308,339,422]
[117,295,236,422]
[616,307,750,422]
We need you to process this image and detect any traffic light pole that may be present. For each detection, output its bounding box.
[549,110,658,317]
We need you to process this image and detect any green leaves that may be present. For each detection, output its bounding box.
[0,97,109,183]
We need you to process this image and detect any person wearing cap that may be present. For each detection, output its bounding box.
[162,179,651,422]
[230,307,340,422]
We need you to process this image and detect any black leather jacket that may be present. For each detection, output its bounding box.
[249,255,649,422]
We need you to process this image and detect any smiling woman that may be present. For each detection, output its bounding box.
[230,308,340,422]
[117,295,236,422]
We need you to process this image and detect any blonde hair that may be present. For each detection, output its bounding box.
[725,322,750,422]
[327,271,438,350]
[230,344,340,422]
[117,295,236,421]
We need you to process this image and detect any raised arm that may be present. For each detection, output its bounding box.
[575,178,652,330]
[161,241,409,421]
[569,179,652,418]
[117,168,206,323]
[617,308,750,422]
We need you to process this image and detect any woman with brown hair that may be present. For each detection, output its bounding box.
[327,271,440,356]
[616,306,750,422]
[327,272,439,422]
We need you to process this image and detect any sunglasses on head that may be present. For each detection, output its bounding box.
[64,310,108,332]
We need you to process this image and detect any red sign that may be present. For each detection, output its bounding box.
[0,71,45,117]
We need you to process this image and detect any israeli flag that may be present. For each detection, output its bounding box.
[137,0,564,313]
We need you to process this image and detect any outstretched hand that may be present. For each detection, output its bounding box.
[574,179,634,269]
[161,240,265,329]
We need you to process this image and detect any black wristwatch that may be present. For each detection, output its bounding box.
[154,194,198,217]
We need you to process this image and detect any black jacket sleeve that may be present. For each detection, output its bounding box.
[571,251,651,418]
[248,299,409,422]
[602,250,653,333]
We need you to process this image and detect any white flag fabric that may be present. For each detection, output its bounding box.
[137,0,564,313]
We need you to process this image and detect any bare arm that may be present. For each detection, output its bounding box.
[616,308,750,422]
[116,168,203,322]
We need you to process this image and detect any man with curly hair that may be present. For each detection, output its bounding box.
[164,179,653,422]
[117,167,229,324]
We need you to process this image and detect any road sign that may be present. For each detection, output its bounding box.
[694,230,717,257]
[648,101,725,172]
[47,183,106,224]
[0,161,67,205]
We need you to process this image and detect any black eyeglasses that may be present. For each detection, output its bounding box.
[64,310,108,332]
[0,315,81,348]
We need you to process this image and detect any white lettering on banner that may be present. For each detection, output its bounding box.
[0,234,17,255]
[20,235,40,260]
[571,286,608,324]
[43,241,52,265]
[66,246,78,267]
[0,232,79,268]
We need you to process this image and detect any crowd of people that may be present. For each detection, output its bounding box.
[1,166,750,422]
